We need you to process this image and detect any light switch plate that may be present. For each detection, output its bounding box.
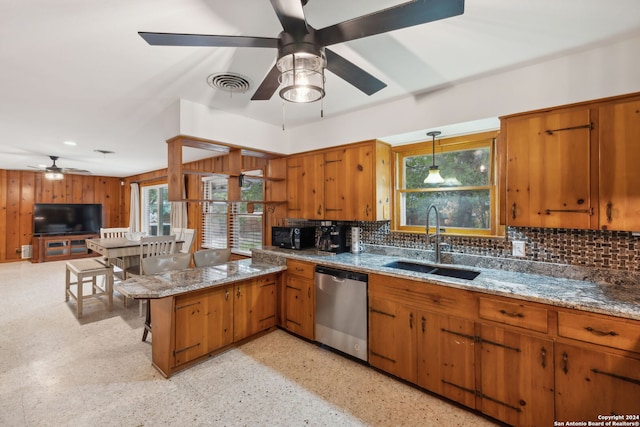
[512,241,526,257]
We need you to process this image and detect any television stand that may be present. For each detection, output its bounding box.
[32,233,99,263]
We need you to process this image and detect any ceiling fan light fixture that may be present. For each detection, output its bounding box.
[277,51,326,103]
[45,171,64,181]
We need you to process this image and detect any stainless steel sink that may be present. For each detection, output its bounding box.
[383,261,480,280]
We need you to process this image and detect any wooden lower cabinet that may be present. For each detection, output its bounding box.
[555,342,640,420]
[369,296,417,383]
[477,324,554,427]
[417,312,476,409]
[282,260,315,340]
[151,273,279,377]
[234,275,277,342]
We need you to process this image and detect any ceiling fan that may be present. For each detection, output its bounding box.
[30,156,91,180]
[139,0,465,103]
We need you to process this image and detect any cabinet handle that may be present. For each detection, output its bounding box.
[236,288,241,299]
[584,326,618,337]
[540,347,547,368]
[499,309,524,318]
[606,202,613,223]
[421,316,426,333]
[317,204,322,215]
[365,205,370,217]
[562,351,569,374]
[225,289,229,301]
[308,287,311,299]
[409,313,414,329]
[511,202,517,220]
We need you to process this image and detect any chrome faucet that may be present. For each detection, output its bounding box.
[426,204,443,264]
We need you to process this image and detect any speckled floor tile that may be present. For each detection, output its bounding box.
[0,260,499,426]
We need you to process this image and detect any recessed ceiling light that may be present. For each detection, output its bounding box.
[63,140,77,146]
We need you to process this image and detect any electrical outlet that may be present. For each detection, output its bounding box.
[512,241,526,257]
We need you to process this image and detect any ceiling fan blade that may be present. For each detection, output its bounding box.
[317,0,465,47]
[325,49,386,96]
[269,0,308,35]
[138,32,278,48]
[251,64,281,100]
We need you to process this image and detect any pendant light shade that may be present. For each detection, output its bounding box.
[277,51,326,103]
[424,131,444,185]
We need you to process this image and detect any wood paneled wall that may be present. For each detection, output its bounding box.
[0,170,123,263]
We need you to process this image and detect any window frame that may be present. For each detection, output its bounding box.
[201,169,265,255]
[141,183,172,236]
[392,131,501,237]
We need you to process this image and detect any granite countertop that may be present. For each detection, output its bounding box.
[114,259,286,299]
[252,246,640,321]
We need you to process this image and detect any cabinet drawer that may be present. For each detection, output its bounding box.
[479,297,548,333]
[286,259,315,280]
[558,311,640,353]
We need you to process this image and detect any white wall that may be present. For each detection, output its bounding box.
[179,30,640,155]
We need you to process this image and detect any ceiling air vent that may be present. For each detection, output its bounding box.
[207,73,251,94]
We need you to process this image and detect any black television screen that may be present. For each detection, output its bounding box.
[33,203,103,235]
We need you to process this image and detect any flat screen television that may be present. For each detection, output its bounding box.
[33,203,103,236]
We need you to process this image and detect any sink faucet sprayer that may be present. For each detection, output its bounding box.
[426,204,443,264]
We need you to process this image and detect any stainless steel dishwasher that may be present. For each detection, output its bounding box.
[315,265,368,362]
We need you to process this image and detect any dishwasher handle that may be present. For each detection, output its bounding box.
[315,265,368,282]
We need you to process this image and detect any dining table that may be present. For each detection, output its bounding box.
[86,237,184,275]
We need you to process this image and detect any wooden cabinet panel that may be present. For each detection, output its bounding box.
[233,276,277,342]
[556,343,640,421]
[417,312,476,409]
[286,259,315,280]
[174,292,207,366]
[599,98,640,231]
[283,274,315,340]
[478,324,554,427]
[286,154,324,219]
[558,310,640,353]
[368,296,417,383]
[204,286,233,353]
[479,297,548,333]
[504,108,595,229]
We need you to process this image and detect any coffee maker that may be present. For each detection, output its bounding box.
[317,222,350,253]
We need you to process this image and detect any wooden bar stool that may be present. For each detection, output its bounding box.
[65,259,114,318]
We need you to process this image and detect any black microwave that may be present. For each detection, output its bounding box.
[272,226,316,250]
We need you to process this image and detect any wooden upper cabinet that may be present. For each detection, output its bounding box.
[599,98,640,231]
[286,153,324,219]
[503,107,597,229]
[287,140,391,221]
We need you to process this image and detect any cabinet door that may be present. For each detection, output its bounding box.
[286,154,324,219]
[233,277,277,342]
[174,293,207,366]
[283,274,315,340]
[505,108,595,228]
[556,343,640,421]
[599,99,640,231]
[417,312,476,409]
[324,145,375,221]
[368,297,416,383]
[204,286,233,353]
[478,324,554,427]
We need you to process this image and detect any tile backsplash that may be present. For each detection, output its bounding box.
[285,219,640,271]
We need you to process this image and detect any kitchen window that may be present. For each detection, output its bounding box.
[201,170,264,254]
[141,184,171,236]
[393,131,499,236]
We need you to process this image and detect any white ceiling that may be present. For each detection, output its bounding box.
[1,0,639,177]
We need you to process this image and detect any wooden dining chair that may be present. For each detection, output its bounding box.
[124,235,176,277]
[172,227,196,254]
[193,248,231,267]
[99,227,130,272]
[140,252,191,342]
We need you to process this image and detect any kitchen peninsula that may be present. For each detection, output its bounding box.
[115,259,285,377]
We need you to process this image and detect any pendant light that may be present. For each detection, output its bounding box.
[424,131,444,185]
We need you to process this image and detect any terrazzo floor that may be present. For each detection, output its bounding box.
[0,259,501,426]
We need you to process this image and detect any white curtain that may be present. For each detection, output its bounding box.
[170,176,188,232]
[129,182,140,232]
